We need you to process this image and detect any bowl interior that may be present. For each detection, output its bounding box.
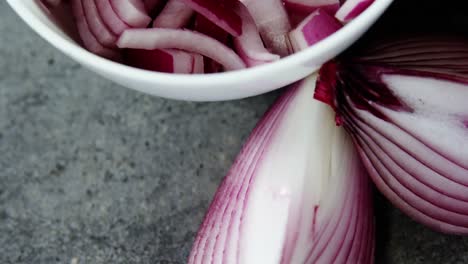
[7,0,393,101]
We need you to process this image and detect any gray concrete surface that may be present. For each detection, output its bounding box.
[1,1,468,263]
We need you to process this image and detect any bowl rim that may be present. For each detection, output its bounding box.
[7,0,393,87]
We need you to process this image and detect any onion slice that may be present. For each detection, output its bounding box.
[189,75,374,263]
[123,48,200,73]
[71,0,120,59]
[117,28,246,70]
[178,0,243,36]
[289,9,343,52]
[110,0,152,27]
[194,14,229,44]
[193,15,229,73]
[83,0,117,47]
[191,54,205,74]
[233,2,280,67]
[153,0,194,28]
[335,0,374,22]
[241,0,292,56]
[285,0,340,17]
[95,0,131,35]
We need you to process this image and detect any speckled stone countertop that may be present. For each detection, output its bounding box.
[1,1,468,263]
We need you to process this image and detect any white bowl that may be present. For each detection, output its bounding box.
[7,0,393,101]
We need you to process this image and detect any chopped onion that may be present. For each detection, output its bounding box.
[123,48,199,73]
[95,0,131,35]
[233,2,280,67]
[71,0,120,59]
[335,0,374,22]
[241,0,292,56]
[189,75,374,263]
[289,9,343,52]
[193,14,229,44]
[315,36,468,234]
[117,28,246,70]
[82,0,117,47]
[59,0,374,73]
[191,53,205,74]
[153,0,194,28]
[193,15,229,73]
[285,0,340,17]
[178,0,243,36]
[110,0,152,27]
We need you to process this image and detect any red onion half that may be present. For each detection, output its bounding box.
[189,76,374,264]
[315,36,468,234]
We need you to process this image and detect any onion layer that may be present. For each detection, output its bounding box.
[123,48,202,73]
[289,8,343,52]
[96,0,131,35]
[233,2,280,67]
[178,0,243,36]
[117,28,246,70]
[285,0,340,17]
[71,0,120,59]
[241,0,292,56]
[110,0,152,27]
[152,0,194,28]
[83,0,117,47]
[335,0,374,22]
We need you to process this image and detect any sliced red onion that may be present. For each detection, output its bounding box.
[315,36,468,234]
[285,0,340,17]
[335,0,374,22]
[189,76,374,264]
[193,15,228,73]
[233,2,280,67]
[82,0,117,47]
[289,9,343,52]
[178,0,242,36]
[241,0,292,56]
[95,0,131,35]
[123,48,197,73]
[117,28,246,70]
[152,0,194,28]
[110,0,152,27]
[191,54,205,73]
[71,0,120,59]
[194,14,229,44]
